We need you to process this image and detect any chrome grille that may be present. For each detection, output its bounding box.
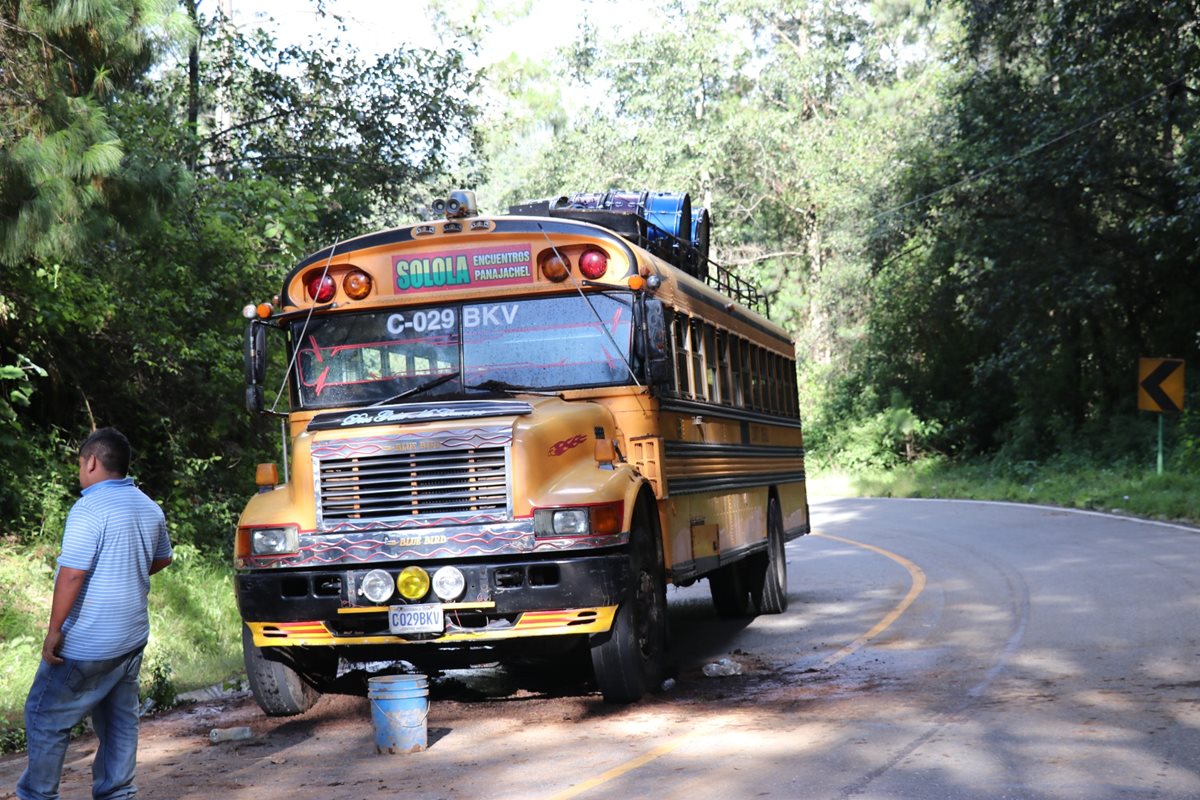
[317,446,509,526]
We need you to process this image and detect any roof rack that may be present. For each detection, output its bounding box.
[507,199,769,316]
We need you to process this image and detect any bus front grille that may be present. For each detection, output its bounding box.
[316,446,509,528]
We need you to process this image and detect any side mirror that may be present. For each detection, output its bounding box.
[641,298,672,386]
[243,322,267,413]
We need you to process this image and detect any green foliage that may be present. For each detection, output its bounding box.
[0,0,194,264]
[140,645,178,712]
[145,544,243,690]
[185,8,480,232]
[807,387,944,471]
[861,0,1200,460]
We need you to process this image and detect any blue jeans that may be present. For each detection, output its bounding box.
[17,648,144,800]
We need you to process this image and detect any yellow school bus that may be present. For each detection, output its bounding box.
[237,189,809,713]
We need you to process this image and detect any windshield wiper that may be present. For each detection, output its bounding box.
[465,379,558,396]
[371,371,461,407]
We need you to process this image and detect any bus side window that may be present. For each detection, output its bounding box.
[704,324,718,402]
[787,360,799,418]
[672,313,689,398]
[749,346,762,411]
[772,354,783,414]
[740,340,753,409]
[689,318,704,401]
[729,337,743,407]
[764,353,776,414]
[717,330,733,406]
[778,356,788,416]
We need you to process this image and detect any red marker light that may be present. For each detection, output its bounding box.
[579,248,608,279]
[306,273,336,303]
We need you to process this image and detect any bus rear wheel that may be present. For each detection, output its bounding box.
[749,496,788,615]
[242,625,320,717]
[590,516,668,703]
[708,559,756,618]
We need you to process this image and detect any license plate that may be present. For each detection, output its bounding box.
[389,603,444,635]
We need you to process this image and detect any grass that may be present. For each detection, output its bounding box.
[808,455,1200,526]
[0,543,243,754]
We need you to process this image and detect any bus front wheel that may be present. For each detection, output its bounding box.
[590,517,668,703]
[242,625,320,717]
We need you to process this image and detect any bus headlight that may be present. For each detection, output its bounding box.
[431,567,466,602]
[248,525,299,555]
[534,508,589,536]
[533,503,624,538]
[360,569,395,604]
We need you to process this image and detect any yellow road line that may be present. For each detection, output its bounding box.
[544,530,927,800]
[545,728,708,800]
[810,531,927,670]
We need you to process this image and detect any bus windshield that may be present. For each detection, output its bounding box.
[291,293,634,409]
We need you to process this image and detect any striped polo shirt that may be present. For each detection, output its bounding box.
[57,477,173,660]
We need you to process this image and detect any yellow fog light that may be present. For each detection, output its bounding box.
[396,566,431,600]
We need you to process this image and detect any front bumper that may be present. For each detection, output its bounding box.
[237,552,629,647]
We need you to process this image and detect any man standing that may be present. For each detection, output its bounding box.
[17,428,173,800]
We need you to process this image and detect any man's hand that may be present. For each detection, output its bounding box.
[44,565,86,666]
[42,629,65,665]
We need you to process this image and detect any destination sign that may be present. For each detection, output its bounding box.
[393,245,534,294]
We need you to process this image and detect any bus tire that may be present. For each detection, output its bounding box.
[242,625,319,717]
[750,495,788,615]
[709,559,756,618]
[590,514,668,703]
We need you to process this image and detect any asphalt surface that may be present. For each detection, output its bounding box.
[3,497,1199,799]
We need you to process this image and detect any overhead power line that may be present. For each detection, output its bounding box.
[873,71,1197,224]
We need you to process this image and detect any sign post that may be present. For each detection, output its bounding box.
[1137,357,1185,476]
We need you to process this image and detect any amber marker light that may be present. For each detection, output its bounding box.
[589,502,624,536]
[255,302,273,319]
[255,463,278,488]
[538,250,570,282]
[342,269,373,300]
[627,275,646,290]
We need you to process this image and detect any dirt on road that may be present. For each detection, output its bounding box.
[0,656,819,800]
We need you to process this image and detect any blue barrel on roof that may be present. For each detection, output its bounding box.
[644,192,692,245]
[604,190,649,214]
[568,192,607,209]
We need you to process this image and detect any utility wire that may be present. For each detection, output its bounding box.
[871,72,1196,224]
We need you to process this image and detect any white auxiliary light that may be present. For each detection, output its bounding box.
[431,566,466,602]
[360,569,395,604]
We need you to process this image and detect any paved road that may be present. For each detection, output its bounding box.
[4,498,1199,799]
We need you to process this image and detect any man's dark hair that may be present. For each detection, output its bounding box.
[80,427,131,477]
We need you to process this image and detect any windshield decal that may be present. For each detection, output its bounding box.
[308,401,533,430]
[394,245,533,294]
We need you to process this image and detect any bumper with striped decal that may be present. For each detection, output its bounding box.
[237,551,629,648]
[245,606,618,647]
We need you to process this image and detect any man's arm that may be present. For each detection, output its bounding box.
[42,566,88,665]
[149,556,172,575]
